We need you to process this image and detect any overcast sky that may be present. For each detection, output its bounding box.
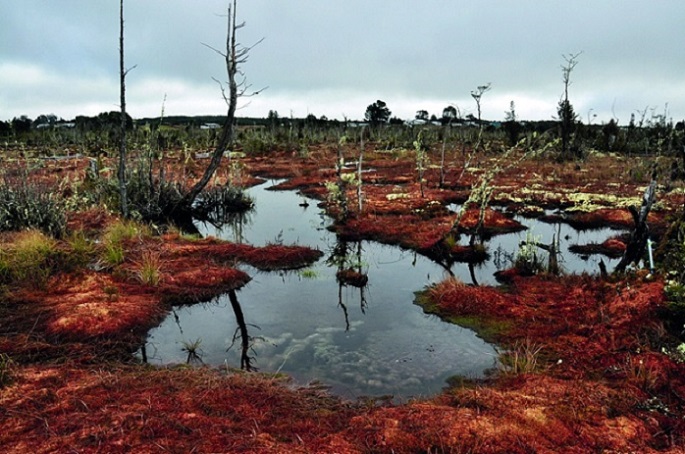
[2,1,684,124]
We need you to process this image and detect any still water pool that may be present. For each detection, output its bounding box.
[138,181,622,400]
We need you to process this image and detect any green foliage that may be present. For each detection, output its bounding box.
[657,217,685,323]
[100,219,148,268]
[94,155,185,222]
[240,129,276,154]
[126,161,184,222]
[0,230,59,289]
[103,242,125,267]
[364,100,391,126]
[134,250,162,286]
[103,218,147,244]
[298,268,319,279]
[193,185,254,227]
[0,170,67,238]
[64,230,97,270]
[515,231,544,275]
[182,338,203,364]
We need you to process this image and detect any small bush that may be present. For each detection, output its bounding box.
[64,231,97,270]
[0,172,67,238]
[1,230,59,289]
[514,231,545,275]
[192,186,254,227]
[100,219,149,268]
[103,242,125,267]
[103,219,148,245]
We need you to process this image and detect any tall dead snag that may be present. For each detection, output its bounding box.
[118,0,129,218]
[558,52,581,160]
[178,0,260,211]
[614,179,657,273]
[357,127,365,213]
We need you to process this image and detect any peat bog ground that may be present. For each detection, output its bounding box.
[2,141,685,452]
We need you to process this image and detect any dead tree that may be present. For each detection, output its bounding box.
[357,126,366,213]
[558,52,582,160]
[118,0,130,218]
[470,83,491,153]
[614,179,657,273]
[177,0,262,211]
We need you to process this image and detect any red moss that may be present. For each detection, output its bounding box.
[166,235,324,270]
[66,207,115,233]
[426,277,510,317]
[455,208,526,237]
[567,208,665,232]
[569,237,627,258]
[3,145,685,453]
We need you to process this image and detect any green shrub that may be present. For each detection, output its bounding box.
[0,172,67,238]
[514,231,544,275]
[64,230,97,270]
[100,219,149,268]
[192,185,254,226]
[1,230,59,289]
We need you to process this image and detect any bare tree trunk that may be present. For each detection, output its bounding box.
[335,135,349,222]
[357,127,365,213]
[118,0,129,218]
[439,121,451,188]
[615,179,657,273]
[179,0,240,210]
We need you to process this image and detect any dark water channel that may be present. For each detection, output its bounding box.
[138,181,623,400]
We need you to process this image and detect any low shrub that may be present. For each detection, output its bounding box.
[193,185,254,227]
[0,230,59,289]
[0,171,67,238]
[99,219,149,268]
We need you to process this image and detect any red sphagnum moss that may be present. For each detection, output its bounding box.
[1,147,684,452]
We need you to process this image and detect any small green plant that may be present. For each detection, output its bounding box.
[103,219,147,245]
[298,268,319,279]
[65,230,97,270]
[514,230,544,275]
[100,219,149,268]
[134,250,162,286]
[0,170,67,238]
[103,242,125,267]
[4,230,59,288]
[182,338,203,364]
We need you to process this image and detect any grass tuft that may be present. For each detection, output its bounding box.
[499,338,543,375]
[134,250,162,286]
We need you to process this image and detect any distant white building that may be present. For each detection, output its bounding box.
[404,118,441,127]
[200,123,221,130]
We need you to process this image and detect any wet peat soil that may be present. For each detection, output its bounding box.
[1,145,685,452]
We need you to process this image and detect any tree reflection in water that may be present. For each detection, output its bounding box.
[227,288,256,371]
[330,238,369,331]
